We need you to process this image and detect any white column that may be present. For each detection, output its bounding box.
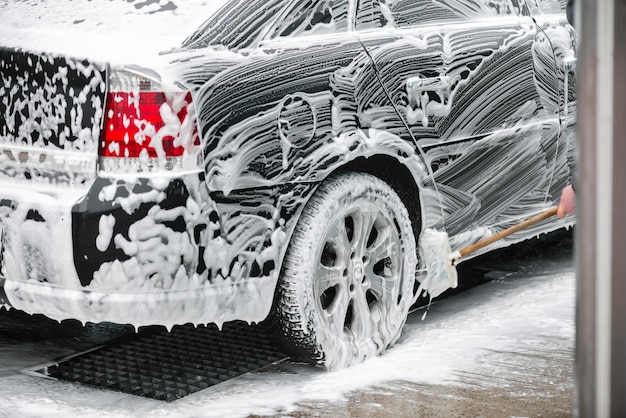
[577,0,626,416]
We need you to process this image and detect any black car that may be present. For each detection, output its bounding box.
[0,0,576,369]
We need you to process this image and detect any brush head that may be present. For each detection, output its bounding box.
[420,228,459,298]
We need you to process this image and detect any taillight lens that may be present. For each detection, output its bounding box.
[99,68,200,172]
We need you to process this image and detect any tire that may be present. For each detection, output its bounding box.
[274,172,418,370]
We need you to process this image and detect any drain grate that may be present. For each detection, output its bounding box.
[39,321,289,402]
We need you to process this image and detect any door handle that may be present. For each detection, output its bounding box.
[406,75,451,92]
[405,75,452,126]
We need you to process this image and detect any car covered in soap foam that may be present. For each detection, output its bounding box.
[0,0,576,369]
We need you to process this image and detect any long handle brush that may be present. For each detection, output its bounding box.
[420,207,559,297]
[449,206,558,265]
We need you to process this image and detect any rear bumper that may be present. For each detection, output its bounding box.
[0,172,300,327]
[2,276,276,328]
[0,182,87,291]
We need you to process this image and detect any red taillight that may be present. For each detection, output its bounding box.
[101,91,193,159]
[99,67,201,172]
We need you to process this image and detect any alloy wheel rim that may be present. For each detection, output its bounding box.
[314,203,403,341]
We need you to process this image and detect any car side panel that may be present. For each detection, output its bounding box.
[174,32,428,194]
[361,4,570,251]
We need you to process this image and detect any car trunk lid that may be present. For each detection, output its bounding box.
[0,46,106,185]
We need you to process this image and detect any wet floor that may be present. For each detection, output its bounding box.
[254,230,575,417]
[0,228,575,417]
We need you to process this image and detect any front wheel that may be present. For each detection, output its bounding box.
[273,172,418,370]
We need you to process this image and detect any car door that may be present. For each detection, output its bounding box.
[523,0,578,199]
[357,0,559,242]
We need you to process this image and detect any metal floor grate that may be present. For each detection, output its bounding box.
[39,321,289,402]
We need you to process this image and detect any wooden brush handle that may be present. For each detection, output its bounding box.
[458,207,559,258]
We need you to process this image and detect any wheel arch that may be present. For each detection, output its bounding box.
[329,155,423,241]
[272,153,426,281]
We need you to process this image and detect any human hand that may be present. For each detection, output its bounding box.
[557,184,576,218]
